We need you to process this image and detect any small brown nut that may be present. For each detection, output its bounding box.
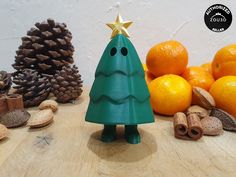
[0,110,30,128]
[201,116,223,136]
[187,105,209,119]
[39,100,58,112]
[210,108,236,131]
[27,109,54,128]
[192,87,215,109]
[0,123,9,140]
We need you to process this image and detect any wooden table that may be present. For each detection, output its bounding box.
[0,88,236,177]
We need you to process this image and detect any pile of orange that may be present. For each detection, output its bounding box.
[201,62,212,74]
[210,76,236,118]
[212,44,236,79]
[148,74,192,116]
[181,66,214,91]
[142,64,155,84]
[144,41,236,117]
[146,40,188,77]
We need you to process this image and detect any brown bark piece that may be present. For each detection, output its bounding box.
[187,114,203,140]
[7,94,24,111]
[0,95,8,115]
[174,112,188,136]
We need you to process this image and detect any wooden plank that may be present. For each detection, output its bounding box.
[0,88,236,177]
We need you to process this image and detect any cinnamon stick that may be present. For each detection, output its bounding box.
[7,94,24,111]
[174,112,188,136]
[0,94,8,115]
[187,114,203,140]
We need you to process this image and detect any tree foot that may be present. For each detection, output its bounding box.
[125,125,140,144]
[101,125,116,143]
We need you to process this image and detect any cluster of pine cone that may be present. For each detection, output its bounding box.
[0,71,12,95]
[0,19,83,107]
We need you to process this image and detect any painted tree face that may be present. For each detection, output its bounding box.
[105,35,132,60]
[110,46,128,57]
[95,34,144,76]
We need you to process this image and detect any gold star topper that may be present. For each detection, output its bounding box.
[106,14,133,39]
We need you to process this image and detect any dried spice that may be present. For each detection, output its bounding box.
[174,112,188,136]
[0,94,8,115]
[187,114,203,140]
[174,112,203,140]
[210,108,236,131]
[0,110,30,128]
[6,94,24,111]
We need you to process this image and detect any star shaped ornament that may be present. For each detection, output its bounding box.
[107,14,133,38]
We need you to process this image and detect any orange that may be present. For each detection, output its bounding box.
[142,63,148,72]
[148,74,192,116]
[145,71,155,84]
[201,62,212,74]
[182,66,215,91]
[146,40,188,77]
[212,44,236,79]
[210,76,236,118]
[142,63,155,84]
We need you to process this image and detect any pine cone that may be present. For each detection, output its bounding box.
[51,65,82,103]
[12,18,74,75]
[13,69,51,107]
[0,71,12,94]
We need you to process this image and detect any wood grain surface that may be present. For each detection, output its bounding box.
[0,88,236,177]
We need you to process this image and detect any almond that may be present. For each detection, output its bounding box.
[0,123,9,140]
[201,116,223,136]
[27,109,54,128]
[210,108,236,131]
[187,105,209,119]
[0,110,30,128]
[38,100,58,112]
[192,87,215,109]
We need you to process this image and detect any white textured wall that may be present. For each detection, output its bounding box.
[0,0,236,85]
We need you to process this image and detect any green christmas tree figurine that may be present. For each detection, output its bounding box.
[85,14,154,144]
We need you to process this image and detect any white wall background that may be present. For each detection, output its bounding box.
[0,0,235,86]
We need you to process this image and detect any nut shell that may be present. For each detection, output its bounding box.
[0,124,9,140]
[28,109,54,128]
[187,105,209,119]
[192,87,215,109]
[210,108,236,131]
[39,100,58,112]
[201,116,223,136]
[0,110,30,128]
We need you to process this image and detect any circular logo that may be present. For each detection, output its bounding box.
[204,4,232,32]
